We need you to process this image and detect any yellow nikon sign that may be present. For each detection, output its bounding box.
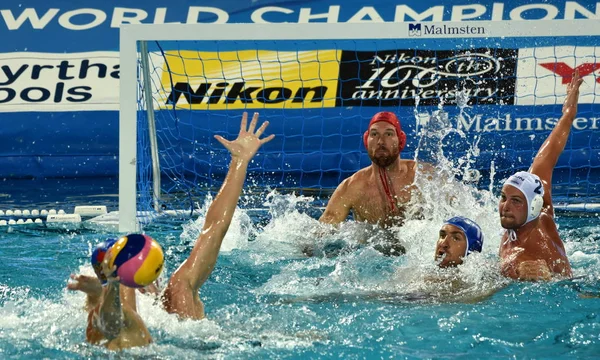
[158,50,340,109]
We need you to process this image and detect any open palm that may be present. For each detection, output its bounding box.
[67,274,102,296]
[214,112,275,162]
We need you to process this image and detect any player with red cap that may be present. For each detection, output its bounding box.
[319,111,433,229]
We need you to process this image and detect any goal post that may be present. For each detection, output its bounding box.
[119,20,600,233]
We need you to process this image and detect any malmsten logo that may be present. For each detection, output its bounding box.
[408,23,486,36]
[409,23,421,36]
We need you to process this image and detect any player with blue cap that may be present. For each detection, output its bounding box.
[435,216,483,268]
[90,238,117,285]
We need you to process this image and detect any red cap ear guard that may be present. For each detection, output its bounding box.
[363,112,407,152]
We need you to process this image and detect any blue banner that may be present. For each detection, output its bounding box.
[3,1,599,53]
[0,0,598,196]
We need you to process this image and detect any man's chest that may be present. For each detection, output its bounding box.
[352,187,411,223]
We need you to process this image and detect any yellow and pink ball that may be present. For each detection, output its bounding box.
[91,234,164,288]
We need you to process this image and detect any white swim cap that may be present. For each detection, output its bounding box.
[504,171,545,224]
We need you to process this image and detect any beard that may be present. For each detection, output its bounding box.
[500,214,523,229]
[369,147,399,168]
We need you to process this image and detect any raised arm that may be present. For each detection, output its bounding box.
[173,112,274,292]
[530,69,583,210]
[318,178,354,225]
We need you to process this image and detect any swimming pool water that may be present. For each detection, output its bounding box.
[1,188,599,359]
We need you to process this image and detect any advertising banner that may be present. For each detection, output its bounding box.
[0,0,598,185]
[156,50,340,110]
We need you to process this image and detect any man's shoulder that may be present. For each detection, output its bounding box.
[516,214,559,248]
[346,167,373,183]
[538,212,559,235]
[334,167,372,193]
[412,160,435,171]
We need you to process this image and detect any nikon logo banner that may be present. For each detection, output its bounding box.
[157,48,518,110]
[335,48,518,107]
[158,50,340,109]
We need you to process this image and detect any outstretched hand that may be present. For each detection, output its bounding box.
[562,69,584,117]
[67,273,103,296]
[214,112,275,162]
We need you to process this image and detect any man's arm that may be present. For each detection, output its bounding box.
[96,280,125,341]
[529,69,583,213]
[318,178,354,225]
[415,161,436,181]
[67,274,103,312]
[90,253,151,346]
[170,112,274,292]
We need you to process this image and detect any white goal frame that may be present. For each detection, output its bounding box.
[119,19,599,233]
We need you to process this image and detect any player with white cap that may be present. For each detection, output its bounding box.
[498,70,583,281]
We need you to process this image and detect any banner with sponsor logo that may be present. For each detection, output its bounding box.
[3,46,597,112]
[515,46,600,105]
[1,1,597,51]
[0,52,119,112]
[138,39,598,193]
[156,50,340,110]
[336,48,517,106]
[0,0,598,191]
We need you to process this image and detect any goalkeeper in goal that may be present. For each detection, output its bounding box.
[319,111,434,229]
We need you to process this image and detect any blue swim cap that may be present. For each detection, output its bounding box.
[91,238,117,284]
[443,216,483,256]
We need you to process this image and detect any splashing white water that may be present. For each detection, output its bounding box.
[179,193,256,252]
[250,95,513,303]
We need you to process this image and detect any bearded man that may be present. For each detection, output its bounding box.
[319,112,433,228]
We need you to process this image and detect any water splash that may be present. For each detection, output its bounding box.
[179,193,256,252]
[408,87,501,234]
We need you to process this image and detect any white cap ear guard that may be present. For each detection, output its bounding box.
[529,192,544,220]
[505,171,545,224]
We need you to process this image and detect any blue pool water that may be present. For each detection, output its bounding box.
[1,180,599,359]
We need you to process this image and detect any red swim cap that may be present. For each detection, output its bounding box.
[363,112,407,152]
